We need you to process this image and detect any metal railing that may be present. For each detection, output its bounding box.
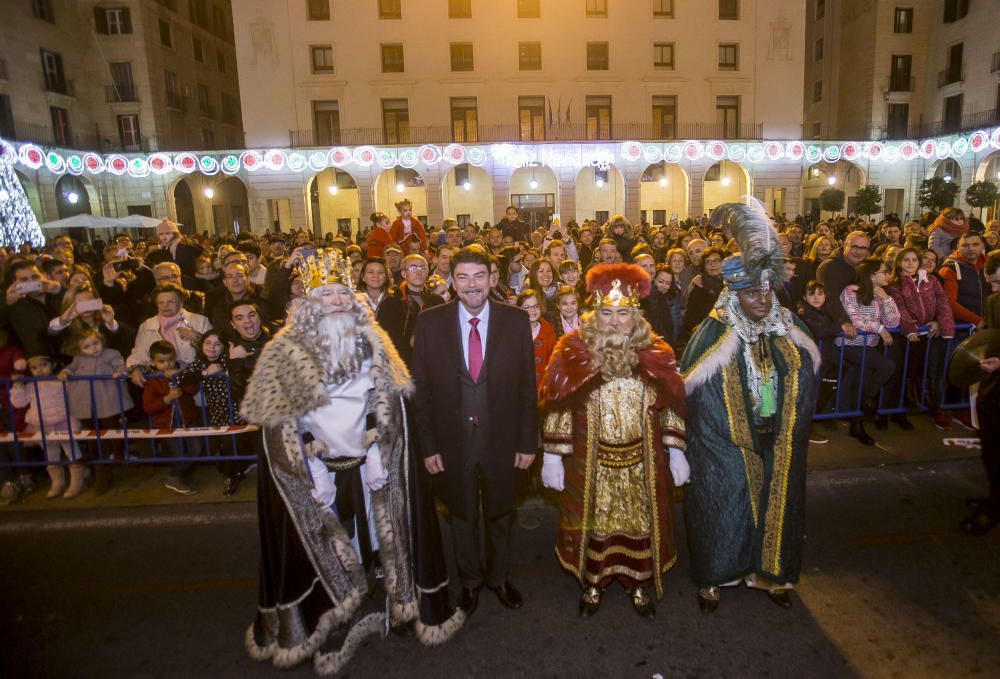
[0,373,256,467]
[105,84,139,102]
[872,109,1000,140]
[4,119,159,152]
[937,65,965,88]
[42,75,75,97]
[888,75,915,92]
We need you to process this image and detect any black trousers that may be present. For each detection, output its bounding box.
[977,393,1000,508]
[837,344,895,410]
[446,464,514,589]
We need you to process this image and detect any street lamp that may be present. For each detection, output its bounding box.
[463,181,472,191]
[396,182,405,193]
[328,185,338,196]
[943,175,952,183]
[595,178,604,188]
[720,176,731,187]
[659,177,668,187]
[827,176,837,185]
[66,191,79,204]
[204,187,215,199]
[530,179,538,189]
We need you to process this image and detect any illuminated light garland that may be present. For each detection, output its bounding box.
[264,149,286,171]
[443,144,467,164]
[620,142,642,163]
[328,147,351,167]
[239,150,262,171]
[398,148,419,168]
[707,142,726,160]
[726,144,746,162]
[286,152,307,173]
[747,143,766,163]
[148,153,172,175]
[307,151,328,172]
[418,144,440,165]
[786,142,804,160]
[466,146,488,167]
[65,155,84,176]
[765,142,783,160]
[376,148,398,169]
[174,152,199,173]
[220,155,241,175]
[106,155,129,175]
[353,146,376,167]
[20,144,44,170]
[199,155,220,175]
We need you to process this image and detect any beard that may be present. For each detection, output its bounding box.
[581,315,644,381]
[318,309,362,376]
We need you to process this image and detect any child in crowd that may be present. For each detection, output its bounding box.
[58,329,133,494]
[551,285,580,340]
[142,340,201,495]
[796,280,842,444]
[9,353,85,498]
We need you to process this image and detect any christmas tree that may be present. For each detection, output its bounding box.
[0,143,45,248]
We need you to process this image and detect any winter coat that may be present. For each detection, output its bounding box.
[61,348,134,420]
[0,344,27,432]
[9,379,80,432]
[177,356,240,426]
[126,310,212,373]
[938,252,990,325]
[816,251,858,326]
[886,271,956,337]
[838,285,901,347]
[142,375,200,428]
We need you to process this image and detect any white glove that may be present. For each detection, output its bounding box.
[668,448,690,486]
[364,444,388,492]
[541,453,565,491]
[308,456,336,507]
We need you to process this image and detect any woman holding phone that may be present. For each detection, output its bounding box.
[48,288,135,360]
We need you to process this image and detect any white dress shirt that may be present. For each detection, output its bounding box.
[458,300,491,373]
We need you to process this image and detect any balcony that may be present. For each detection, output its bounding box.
[42,75,75,97]
[872,108,1000,140]
[105,84,139,103]
[287,121,764,147]
[937,65,964,88]
[3,118,158,152]
[992,51,1000,73]
[165,92,186,111]
[888,76,915,93]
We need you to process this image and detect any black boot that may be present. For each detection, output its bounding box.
[849,419,875,446]
[874,414,888,431]
[891,413,914,430]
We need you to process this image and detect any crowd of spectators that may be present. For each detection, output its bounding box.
[2,202,998,504]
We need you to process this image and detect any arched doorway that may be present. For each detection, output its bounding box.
[15,170,44,224]
[508,164,558,229]
[55,174,96,218]
[801,160,865,218]
[702,160,751,215]
[308,169,360,239]
[975,153,1000,219]
[374,167,427,225]
[441,163,493,227]
[639,162,689,224]
[574,164,625,225]
[170,174,250,236]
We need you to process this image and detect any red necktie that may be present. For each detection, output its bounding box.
[468,317,483,383]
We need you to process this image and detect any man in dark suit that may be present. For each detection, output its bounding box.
[146,219,203,278]
[412,246,537,617]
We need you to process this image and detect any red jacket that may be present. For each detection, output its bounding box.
[532,319,557,391]
[142,376,199,429]
[938,252,988,325]
[366,225,394,258]
[390,217,428,253]
[887,271,956,337]
[0,344,27,432]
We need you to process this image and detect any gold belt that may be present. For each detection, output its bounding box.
[597,439,642,468]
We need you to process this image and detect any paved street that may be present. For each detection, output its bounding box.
[2,453,998,679]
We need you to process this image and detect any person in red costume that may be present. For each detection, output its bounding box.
[366,211,394,258]
[390,199,428,253]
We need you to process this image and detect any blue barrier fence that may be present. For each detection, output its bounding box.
[0,372,257,467]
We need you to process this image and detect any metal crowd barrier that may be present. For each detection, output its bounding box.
[0,372,257,467]
[813,323,975,420]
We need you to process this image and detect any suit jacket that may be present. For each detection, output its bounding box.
[411,300,538,519]
[146,240,203,278]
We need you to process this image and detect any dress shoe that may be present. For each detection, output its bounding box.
[489,581,523,609]
[891,414,913,431]
[767,589,793,609]
[697,587,720,614]
[579,586,601,618]
[630,587,655,620]
[457,586,482,617]
[849,420,875,446]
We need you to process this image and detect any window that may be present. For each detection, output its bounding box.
[894,7,913,33]
[159,20,173,47]
[165,70,181,108]
[50,106,71,146]
[942,94,963,132]
[887,103,909,138]
[307,0,330,20]
[595,210,609,225]
[313,100,340,145]
[450,43,474,72]
[448,0,472,18]
[381,44,404,72]
[718,43,739,70]
[217,50,226,73]
[518,96,546,141]
[585,96,611,140]
[109,62,136,101]
[40,50,67,94]
[719,0,738,20]
[816,0,825,19]
[95,7,133,34]
[455,164,470,187]
[32,0,55,23]
[716,95,740,139]
[193,38,204,62]
[519,42,542,70]
[814,38,823,61]
[941,42,964,85]
[653,0,674,17]
[587,42,609,70]
[379,0,401,19]
[586,0,608,17]
[943,0,969,23]
[118,114,141,150]
[0,96,14,140]
[198,84,212,116]
[812,80,822,103]
[889,54,912,91]
[451,97,478,142]
[653,42,674,70]
[202,125,215,148]
[311,45,334,73]
[517,0,540,17]
[382,99,410,144]
[651,95,677,139]
[811,121,821,138]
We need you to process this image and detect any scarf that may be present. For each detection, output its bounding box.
[561,314,579,334]
[929,213,967,238]
[157,314,184,351]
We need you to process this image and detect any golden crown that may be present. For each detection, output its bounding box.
[593,279,641,308]
[296,248,355,295]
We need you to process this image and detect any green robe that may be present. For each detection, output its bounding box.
[680,312,819,588]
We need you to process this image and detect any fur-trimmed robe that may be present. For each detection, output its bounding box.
[241,312,462,675]
[680,310,820,589]
[540,330,687,600]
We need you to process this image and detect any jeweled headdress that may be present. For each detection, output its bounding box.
[296,248,355,294]
[585,263,650,308]
[710,199,785,292]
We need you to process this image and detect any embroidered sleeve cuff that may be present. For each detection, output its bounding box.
[662,435,686,451]
[542,441,573,455]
